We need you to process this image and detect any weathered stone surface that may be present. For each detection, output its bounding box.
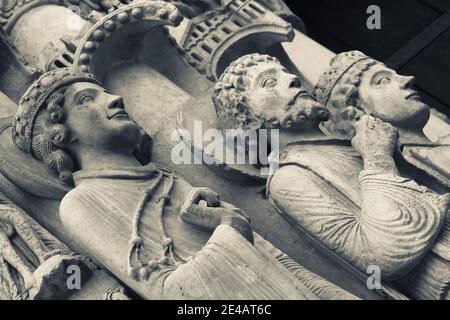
[7,67,357,300]
[0,190,92,300]
[0,0,448,301]
[208,53,450,300]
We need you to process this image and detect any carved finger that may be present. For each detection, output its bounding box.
[351,114,370,133]
[184,188,220,210]
[180,204,221,230]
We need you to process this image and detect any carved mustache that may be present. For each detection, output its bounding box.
[285,90,312,110]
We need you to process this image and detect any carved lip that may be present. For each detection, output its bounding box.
[109,110,129,120]
[406,91,421,101]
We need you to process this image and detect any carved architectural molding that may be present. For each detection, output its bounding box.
[72,1,183,78]
[0,0,99,33]
[0,0,448,301]
[179,0,294,80]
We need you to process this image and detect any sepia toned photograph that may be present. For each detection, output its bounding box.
[0,0,448,307]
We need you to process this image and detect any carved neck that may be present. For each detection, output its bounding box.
[74,147,140,172]
[278,126,328,147]
[397,127,433,145]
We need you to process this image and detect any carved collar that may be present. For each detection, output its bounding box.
[72,163,161,185]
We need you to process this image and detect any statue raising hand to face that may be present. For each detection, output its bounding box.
[213,53,450,300]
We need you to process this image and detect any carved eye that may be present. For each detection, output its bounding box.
[79,95,94,105]
[376,76,391,85]
[262,78,277,88]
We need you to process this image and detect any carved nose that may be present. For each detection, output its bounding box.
[315,107,330,121]
[108,96,124,109]
[289,77,301,88]
[399,76,415,89]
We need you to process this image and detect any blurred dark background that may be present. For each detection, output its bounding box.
[284,0,450,117]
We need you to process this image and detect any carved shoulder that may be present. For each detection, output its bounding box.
[59,187,92,234]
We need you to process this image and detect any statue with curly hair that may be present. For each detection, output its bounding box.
[12,67,357,300]
[315,50,450,189]
[213,53,450,300]
[214,53,329,132]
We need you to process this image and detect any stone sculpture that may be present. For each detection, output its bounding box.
[0,0,357,300]
[11,67,357,300]
[66,3,367,300]
[0,191,90,300]
[0,0,448,300]
[315,50,450,190]
[212,53,450,300]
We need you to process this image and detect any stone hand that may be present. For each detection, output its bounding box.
[181,188,253,243]
[182,187,221,210]
[351,115,399,160]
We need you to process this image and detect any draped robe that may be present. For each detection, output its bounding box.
[60,164,355,300]
[267,141,450,300]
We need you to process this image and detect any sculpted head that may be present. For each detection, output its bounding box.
[315,51,430,136]
[12,68,140,184]
[213,53,330,132]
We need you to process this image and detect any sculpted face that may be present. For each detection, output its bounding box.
[63,82,140,152]
[244,61,329,130]
[357,63,430,129]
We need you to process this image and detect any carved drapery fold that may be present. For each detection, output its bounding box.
[267,144,450,281]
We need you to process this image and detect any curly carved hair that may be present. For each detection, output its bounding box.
[213,53,281,131]
[318,58,377,135]
[31,87,75,185]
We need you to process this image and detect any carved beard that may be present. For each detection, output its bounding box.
[275,95,330,130]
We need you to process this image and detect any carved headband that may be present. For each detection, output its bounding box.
[314,51,377,106]
[12,68,101,156]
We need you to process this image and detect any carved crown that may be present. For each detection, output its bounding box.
[12,68,100,155]
[314,50,376,106]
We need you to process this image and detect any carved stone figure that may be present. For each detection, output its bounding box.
[212,53,450,300]
[0,191,91,300]
[11,67,356,300]
[1,0,448,300]
[0,0,364,299]
[314,51,450,189]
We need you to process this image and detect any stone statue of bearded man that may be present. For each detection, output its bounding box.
[12,67,356,300]
[213,53,450,300]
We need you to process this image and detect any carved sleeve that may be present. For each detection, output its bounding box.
[268,165,450,280]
